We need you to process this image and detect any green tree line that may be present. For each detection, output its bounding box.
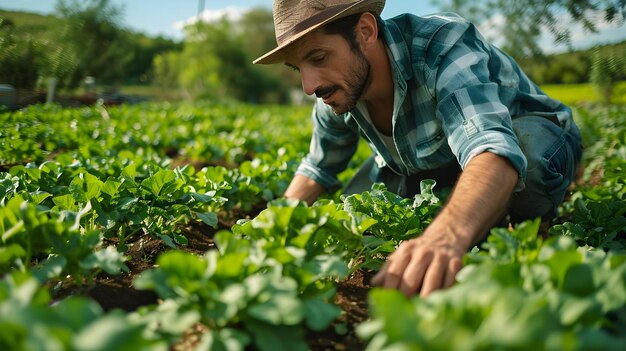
[520,42,626,85]
[0,0,624,104]
[442,0,626,103]
[151,8,299,103]
[0,0,180,90]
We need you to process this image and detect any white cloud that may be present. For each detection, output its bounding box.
[173,6,248,31]
[540,11,625,53]
[476,13,506,45]
[475,10,626,54]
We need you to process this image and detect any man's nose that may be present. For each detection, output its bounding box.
[300,68,319,96]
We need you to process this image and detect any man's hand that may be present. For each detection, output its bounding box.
[371,223,465,297]
[371,152,519,297]
[284,174,325,205]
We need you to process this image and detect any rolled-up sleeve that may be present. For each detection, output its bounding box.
[429,22,527,190]
[295,99,360,192]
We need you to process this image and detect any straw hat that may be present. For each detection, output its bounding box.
[253,0,386,64]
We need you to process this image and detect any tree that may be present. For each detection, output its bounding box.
[154,9,294,103]
[53,0,134,88]
[239,8,277,59]
[0,19,40,89]
[590,47,624,103]
[124,34,181,84]
[440,0,626,58]
[240,7,301,99]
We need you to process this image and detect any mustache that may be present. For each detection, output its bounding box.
[315,86,338,98]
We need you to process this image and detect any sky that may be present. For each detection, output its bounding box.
[1,0,625,53]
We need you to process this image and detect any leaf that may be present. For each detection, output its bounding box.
[90,198,119,229]
[32,254,67,282]
[244,319,307,351]
[196,328,250,351]
[187,192,214,204]
[68,174,90,203]
[28,191,52,205]
[173,233,188,246]
[83,230,103,249]
[595,259,626,311]
[40,161,60,175]
[121,164,137,182]
[2,219,25,242]
[350,212,378,234]
[80,246,128,275]
[247,293,303,326]
[559,296,602,326]
[157,250,209,281]
[366,288,421,344]
[0,177,17,203]
[140,300,200,335]
[0,244,26,265]
[134,269,175,299]
[305,254,349,280]
[220,283,248,316]
[72,312,167,351]
[101,179,122,197]
[303,298,342,331]
[158,234,177,249]
[83,172,103,200]
[511,218,541,243]
[244,275,303,325]
[53,296,103,331]
[539,236,582,288]
[413,179,440,206]
[141,169,177,197]
[215,252,248,278]
[196,211,218,227]
[126,202,149,224]
[53,194,76,211]
[22,166,42,181]
[214,230,250,255]
[562,264,596,296]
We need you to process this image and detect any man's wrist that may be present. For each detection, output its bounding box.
[425,210,476,250]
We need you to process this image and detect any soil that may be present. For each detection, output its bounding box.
[308,269,374,351]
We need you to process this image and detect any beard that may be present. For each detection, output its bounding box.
[316,47,371,115]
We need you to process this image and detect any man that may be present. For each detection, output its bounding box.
[253,0,582,297]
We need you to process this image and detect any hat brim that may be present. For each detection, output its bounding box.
[253,0,384,65]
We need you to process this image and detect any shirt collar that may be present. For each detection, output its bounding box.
[378,17,414,83]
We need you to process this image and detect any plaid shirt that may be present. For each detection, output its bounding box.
[295,13,574,192]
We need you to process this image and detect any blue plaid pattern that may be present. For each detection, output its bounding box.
[295,13,574,192]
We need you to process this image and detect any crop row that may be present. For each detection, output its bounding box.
[0,102,625,350]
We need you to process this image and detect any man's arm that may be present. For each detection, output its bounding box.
[371,151,518,297]
[284,174,326,205]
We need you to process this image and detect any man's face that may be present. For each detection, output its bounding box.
[284,29,371,114]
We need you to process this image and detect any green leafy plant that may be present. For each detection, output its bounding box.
[341,181,442,269]
[0,271,167,351]
[359,221,626,350]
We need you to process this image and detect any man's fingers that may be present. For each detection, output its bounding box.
[443,256,463,288]
[371,243,414,289]
[398,250,432,297]
[380,250,412,289]
[370,261,389,286]
[419,255,446,297]
[371,239,464,297]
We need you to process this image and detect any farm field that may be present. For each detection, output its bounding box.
[540,81,626,106]
[1,101,625,350]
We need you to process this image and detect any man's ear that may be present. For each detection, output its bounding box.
[356,12,378,50]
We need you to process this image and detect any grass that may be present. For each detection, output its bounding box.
[540,81,626,106]
[119,85,185,102]
[111,81,626,106]
[0,9,58,33]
